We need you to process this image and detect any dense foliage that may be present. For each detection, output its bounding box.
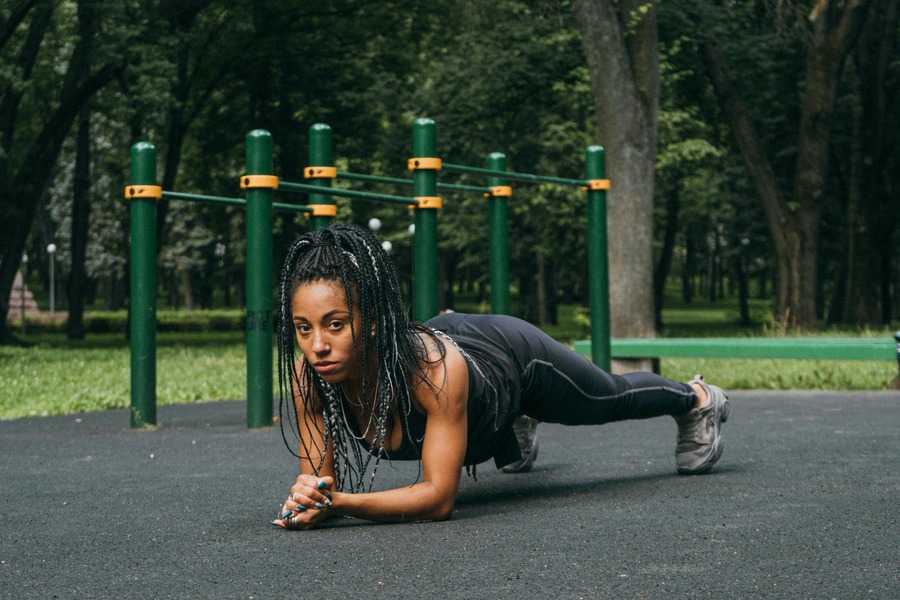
[2,0,897,343]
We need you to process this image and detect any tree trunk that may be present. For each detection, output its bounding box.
[842,0,899,324]
[574,0,659,349]
[67,108,91,339]
[546,258,559,325]
[654,187,679,329]
[734,252,750,326]
[180,268,194,311]
[536,253,548,325]
[700,0,871,329]
[682,233,695,304]
[707,229,718,303]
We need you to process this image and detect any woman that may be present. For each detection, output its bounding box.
[272,224,729,530]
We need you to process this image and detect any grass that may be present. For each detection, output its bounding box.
[1,300,897,421]
[0,333,249,420]
[660,357,897,392]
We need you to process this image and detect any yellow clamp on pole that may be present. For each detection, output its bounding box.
[124,185,162,200]
[407,157,442,171]
[483,185,512,198]
[581,179,611,191]
[304,166,337,179]
[309,204,338,217]
[240,175,279,189]
[410,196,443,209]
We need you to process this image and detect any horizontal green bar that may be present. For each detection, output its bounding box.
[279,181,415,206]
[437,181,492,193]
[337,171,489,194]
[162,190,246,207]
[337,171,413,186]
[273,202,312,214]
[442,162,588,187]
[572,338,897,361]
[161,191,311,213]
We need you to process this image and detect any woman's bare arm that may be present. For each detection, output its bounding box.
[278,342,469,529]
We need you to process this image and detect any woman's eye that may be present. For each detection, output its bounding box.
[328,320,344,330]
[296,324,310,334]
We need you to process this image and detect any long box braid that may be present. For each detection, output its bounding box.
[276,224,446,493]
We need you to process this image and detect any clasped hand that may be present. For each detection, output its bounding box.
[271,474,335,530]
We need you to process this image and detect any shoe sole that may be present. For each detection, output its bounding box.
[677,387,729,475]
[501,439,539,473]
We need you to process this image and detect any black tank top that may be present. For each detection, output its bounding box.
[349,325,523,468]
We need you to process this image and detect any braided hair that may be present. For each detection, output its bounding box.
[277,223,444,492]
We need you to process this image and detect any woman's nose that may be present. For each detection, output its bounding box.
[311,330,330,353]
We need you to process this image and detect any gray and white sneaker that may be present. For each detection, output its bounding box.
[501,415,540,473]
[674,375,729,475]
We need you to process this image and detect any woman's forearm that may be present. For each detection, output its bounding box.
[330,481,456,523]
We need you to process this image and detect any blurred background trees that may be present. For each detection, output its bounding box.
[1,0,897,344]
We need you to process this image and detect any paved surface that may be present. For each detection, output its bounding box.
[1,391,898,599]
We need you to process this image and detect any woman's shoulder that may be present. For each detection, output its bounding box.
[410,330,468,405]
[414,327,467,366]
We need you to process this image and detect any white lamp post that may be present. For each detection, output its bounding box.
[47,243,56,316]
[20,253,28,334]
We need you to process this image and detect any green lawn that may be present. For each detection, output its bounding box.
[1,302,897,421]
[0,333,249,420]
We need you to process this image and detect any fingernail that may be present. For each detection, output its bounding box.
[295,504,307,511]
[324,499,333,507]
[317,481,327,490]
[280,510,292,520]
[269,520,282,527]
[325,492,333,500]
[314,502,325,509]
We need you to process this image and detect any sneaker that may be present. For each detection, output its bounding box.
[501,415,540,473]
[674,375,729,475]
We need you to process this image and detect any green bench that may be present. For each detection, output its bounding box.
[573,335,900,364]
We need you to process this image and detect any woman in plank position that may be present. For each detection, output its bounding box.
[272,224,729,529]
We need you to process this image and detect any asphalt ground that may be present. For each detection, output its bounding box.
[1,391,898,599]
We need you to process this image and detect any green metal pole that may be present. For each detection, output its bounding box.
[129,142,157,428]
[412,118,439,321]
[486,152,510,315]
[245,130,274,429]
[585,146,611,370]
[308,123,335,230]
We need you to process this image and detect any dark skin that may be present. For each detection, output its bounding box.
[273,280,469,529]
[273,280,709,529]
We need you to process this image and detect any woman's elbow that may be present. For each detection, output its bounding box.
[429,496,456,521]
[430,505,454,521]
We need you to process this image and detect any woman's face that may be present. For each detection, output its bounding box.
[291,279,363,384]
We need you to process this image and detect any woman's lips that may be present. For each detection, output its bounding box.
[314,361,337,374]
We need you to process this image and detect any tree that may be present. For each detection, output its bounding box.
[573,0,659,367]
[67,108,90,338]
[415,0,594,324]
[840,0,899,324]
[698,0,874,329]
[0,0,124,344]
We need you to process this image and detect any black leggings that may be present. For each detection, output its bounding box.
[428,313,697,425]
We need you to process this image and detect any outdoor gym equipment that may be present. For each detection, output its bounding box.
[125,118,612,429]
